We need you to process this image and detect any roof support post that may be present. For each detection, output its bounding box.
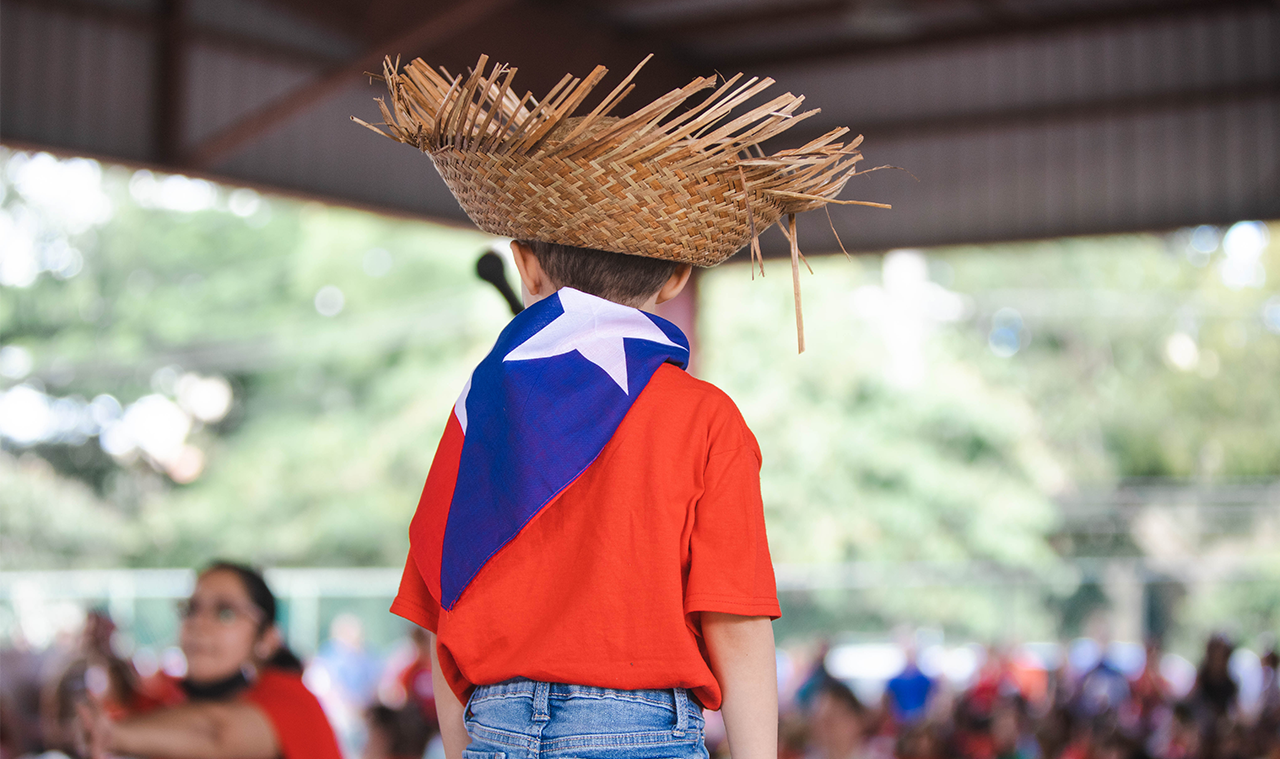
[154,0,187,165]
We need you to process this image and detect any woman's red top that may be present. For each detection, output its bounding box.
[242,669,343,759]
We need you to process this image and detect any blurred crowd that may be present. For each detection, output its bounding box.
[777,635,1280,759]
[0,609,439,759]
[3,607,1278,759]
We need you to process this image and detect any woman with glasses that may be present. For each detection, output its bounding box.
[77,561,342,759]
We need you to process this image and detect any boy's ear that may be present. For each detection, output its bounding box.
[510,241,551,302]
[654,264,693,306]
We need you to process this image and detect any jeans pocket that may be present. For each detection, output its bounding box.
[463,751,508,759]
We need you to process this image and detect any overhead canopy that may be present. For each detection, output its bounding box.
[3,0,1276,256]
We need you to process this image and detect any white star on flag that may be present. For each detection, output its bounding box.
[503,288,681,395]
[453,374,472,433]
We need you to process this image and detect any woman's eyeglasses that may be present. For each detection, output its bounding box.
[176,599,263,625]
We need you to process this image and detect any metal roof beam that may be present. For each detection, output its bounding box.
[845,80,1280,142]
[714,0,1275,68]
[617,0,846,38]
[185,0,520,169]
[2,0,347,69]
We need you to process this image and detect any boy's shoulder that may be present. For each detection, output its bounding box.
[636,363,759,455]
[646,362,741,411]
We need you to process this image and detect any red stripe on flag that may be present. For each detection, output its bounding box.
[409,411,465,604]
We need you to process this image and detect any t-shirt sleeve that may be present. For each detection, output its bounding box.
[390,554,441,632]
[244,670,342,759]
[684,409,781,620]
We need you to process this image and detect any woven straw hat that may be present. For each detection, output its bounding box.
[355,54,889,350]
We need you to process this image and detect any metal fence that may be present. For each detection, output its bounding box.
[3,550,1275,657]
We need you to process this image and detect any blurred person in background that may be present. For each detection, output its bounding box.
[378,625,437,733]
[1252,649,1280,759]
[894,721,945,759]
[1074,653,1131,721]
[76,561,342,759]
[884,642,934,727]
[366,625,437,759]
[2,631,58,756]
[1131,639,1171,738]
[793,639,836,713]
[955,648,1017,759]
[1189,635,1238,724]
[40,609,183,751]
[1147,701,1199,759]
[362,703,431,759]
[1258,645,1279,735]
[991,697,1040,759]
[1092,727,1140,759]
[1214,719,1250,759]
[808,680,877,759]
[308,612,383,753]
[1188,634,1238,759]
[779,712,813,759]
[1033,697,1075,759]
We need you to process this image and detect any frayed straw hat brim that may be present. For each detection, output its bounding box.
[355,54,891,351]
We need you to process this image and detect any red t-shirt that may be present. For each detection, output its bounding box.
[242,669,343,759]
[391,364,780,710]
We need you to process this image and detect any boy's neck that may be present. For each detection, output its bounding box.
[521,285,658,313]
[510,241,690,313]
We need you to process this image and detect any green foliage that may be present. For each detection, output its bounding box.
[939,233,1280,481]
[1174,557,1280,654]
[700,256,1066,637]
[1,150,505,568]
[701,257,1061,569]
[699,221,1279,638]
[0,452,133,568]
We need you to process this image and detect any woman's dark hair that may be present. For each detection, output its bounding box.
[200,560,303,673]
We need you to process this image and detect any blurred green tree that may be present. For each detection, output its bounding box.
[1,149,504,568]
[2,147,1277,642]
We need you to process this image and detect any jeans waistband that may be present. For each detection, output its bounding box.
[471,678,698,735]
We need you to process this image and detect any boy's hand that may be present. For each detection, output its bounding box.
[702,612,777,759]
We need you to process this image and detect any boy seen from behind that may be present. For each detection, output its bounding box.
[358,53,881,759]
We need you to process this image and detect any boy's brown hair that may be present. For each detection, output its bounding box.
[517,240,679,307]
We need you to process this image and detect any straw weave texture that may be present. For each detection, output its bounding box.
[355,54,887,268]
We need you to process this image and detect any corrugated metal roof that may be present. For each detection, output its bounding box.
[771,3,1280,250]
[3,2,155,160]
[2,0,1276,254]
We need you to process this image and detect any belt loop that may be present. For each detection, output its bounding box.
[532,680,551,723]
[672,688,689,736]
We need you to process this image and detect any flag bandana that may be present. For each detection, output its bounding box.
[412,287,691,610]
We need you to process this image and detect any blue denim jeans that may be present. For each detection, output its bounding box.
[463,679,708,759]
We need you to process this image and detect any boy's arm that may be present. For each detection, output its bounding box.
[429,633,470,759]
[702,612,777,759]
